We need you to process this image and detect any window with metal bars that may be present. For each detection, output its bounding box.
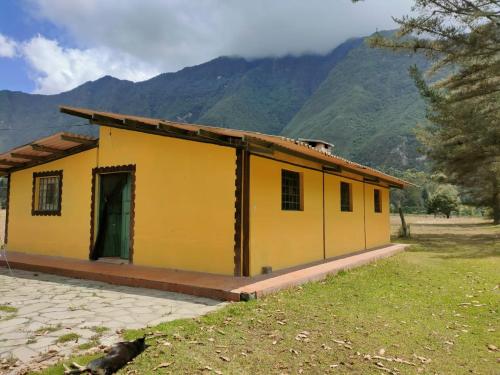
[281,169,302,211]
[32,171,62,215]
[340,181,352,212]
[374,189,382,213]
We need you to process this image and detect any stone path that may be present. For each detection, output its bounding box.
[0,267,223,372]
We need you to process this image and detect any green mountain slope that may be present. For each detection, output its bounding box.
[0,39,358,151]
[281,42,430,170]
[0,33,430,169]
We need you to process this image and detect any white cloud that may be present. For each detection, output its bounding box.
[0,33,18,58]
[10,0,414,93]
[21,35,160,94]
[27,0,413,72]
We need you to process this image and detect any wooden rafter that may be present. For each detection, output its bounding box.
[10,153,46,161]
[60,134,96,145]
[0,159,24,166]
[157,122,194,136]
[92,113,124,126]
[197,129,230,142]
[31,144,66,154]
[123,118,156,128]
[364,176,380,183]
[323,165,342,173]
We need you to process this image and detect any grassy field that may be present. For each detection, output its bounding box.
[35,215,499,374]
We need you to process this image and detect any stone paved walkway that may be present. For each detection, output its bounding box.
[0,266,223,372]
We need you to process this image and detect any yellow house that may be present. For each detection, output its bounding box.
[1,106,408,277]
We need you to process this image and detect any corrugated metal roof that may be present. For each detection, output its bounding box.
[0,132,97,174]
[59,106,409,188]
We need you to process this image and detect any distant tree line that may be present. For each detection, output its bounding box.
[387,168,486,218]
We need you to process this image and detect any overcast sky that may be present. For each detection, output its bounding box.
[0,0,413,94]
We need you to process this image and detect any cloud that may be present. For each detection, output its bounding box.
[21,36,160,94]
[0,33,18,58]
[12,0,413,93]
[28,0,413,70]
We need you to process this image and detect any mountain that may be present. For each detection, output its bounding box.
[0,32,429,170]
[282,41,430,169]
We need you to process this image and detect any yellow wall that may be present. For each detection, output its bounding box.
[6,125,392,277]
[364,184,390,248]
[248,156,392,275]
[249,155,324,276]
[97,127,236,275]
[324,174,366,258]
[8,149,97,259]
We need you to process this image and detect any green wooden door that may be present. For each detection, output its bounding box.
[120,174,131,260]
[98,173,131,260]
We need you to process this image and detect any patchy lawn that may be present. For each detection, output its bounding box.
[0,305,17,314]
[35,216,499,374]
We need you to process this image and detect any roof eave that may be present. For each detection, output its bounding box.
[0,132,98,174]
[58,106,410,189]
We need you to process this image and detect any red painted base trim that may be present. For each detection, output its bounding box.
[0,244,408,302]
[0,252,241,302]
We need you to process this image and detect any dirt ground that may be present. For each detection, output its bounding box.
[390,213,495,237]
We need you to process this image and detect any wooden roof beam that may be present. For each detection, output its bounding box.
[246,136,399,186]
[364,176,380,183]
[196,129,244,146]
[60,134,97,146]
[248,144,275,155]
[323,165,342,173]
[197,128,228,142]
[31,144,66,154]
[60,106,93,120]
[243,135,275,149]
[91,113,125,127]
[245,135,344,170]
[0,159,24,167]
[123,118,156,128]
[157,122,195,137]
[10,153,47,161]
[243,135,276,155]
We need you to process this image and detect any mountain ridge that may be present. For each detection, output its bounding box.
[0,33,427,170]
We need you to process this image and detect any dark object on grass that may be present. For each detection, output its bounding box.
[63,337,146,374]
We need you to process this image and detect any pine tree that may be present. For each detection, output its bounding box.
[412,66,500,222]
[361,0,500,223]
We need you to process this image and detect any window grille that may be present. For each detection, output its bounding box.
[32,171,62,215]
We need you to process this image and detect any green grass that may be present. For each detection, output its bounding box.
[32,354,100,375]
[35,324,62,334]
[77,340,99,351]
[33,218,499,374]
[90,326,109,334]
[56,333,80,344]
[0,305,17,313]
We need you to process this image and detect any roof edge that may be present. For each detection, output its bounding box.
[58,106,410,188]
[0,132,98,174]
